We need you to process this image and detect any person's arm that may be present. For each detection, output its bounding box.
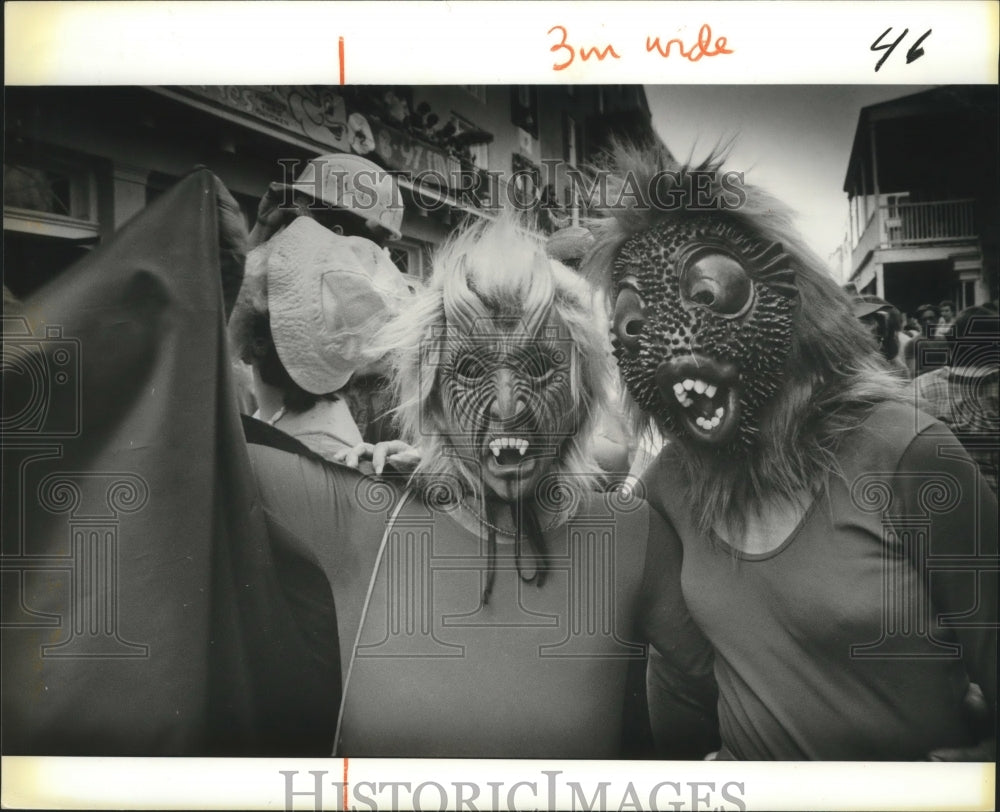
[892,421,998,760]
[636,507,720,759]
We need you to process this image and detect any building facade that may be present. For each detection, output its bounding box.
[842,86,999,317]
[4,84,654,298]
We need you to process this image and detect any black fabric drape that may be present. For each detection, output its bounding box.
[2,169,340,755]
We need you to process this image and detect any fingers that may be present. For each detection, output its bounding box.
[334,441,420,474]
[373,441,420,474]
[386,450,422,474]
[373,441,405,475]
[333,442,374,469]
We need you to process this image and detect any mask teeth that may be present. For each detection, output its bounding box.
[671,378,724,415]
[488,437,530,457]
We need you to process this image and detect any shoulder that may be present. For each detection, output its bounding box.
[840,400,975,483]
[243,413,376,477]
[844,400,937,457]
[576,488,652,532]
[243,414,402,510]
[636,443,689,526]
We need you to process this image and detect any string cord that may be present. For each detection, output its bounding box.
[332,487,413,755]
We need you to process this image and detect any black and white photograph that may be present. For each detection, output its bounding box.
[2,3,998,810]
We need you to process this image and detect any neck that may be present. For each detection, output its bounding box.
[449,491,521,539]
[481,493,519,535]
[251,366,286,423]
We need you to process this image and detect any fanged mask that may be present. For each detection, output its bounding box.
[610,217,797,451]
[439,318,579,504]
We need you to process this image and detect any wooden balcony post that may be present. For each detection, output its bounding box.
[869,121,882,248]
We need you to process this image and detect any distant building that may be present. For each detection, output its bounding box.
[4,85,654,298]
[842,86,998,319]
[828,223,853,285]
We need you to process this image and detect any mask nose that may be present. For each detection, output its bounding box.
[611,288,645,352]
[488,367,527,426]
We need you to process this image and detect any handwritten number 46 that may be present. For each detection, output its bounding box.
[871,27,931,72]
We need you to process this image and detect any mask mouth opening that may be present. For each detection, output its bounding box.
[480,431,558,478]
[655,354,742,446]
[487,436,534,467]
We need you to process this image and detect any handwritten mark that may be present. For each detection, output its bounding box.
[548,25,622,71]
[646,24,733,61]
[339,36,345,85]
[871,26,931,72]
[906,28,932,63]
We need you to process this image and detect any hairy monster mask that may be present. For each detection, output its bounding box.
[612,216,797,449]
[375,216,610,591]
[383,216,608,501]
[584,145,903,534]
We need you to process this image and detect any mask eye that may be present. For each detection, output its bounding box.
[454,351,491,384]
[612,283,646,352]
[679,251,754,319]
[510,347,554,382]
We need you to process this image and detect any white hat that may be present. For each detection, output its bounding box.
[291,153,404,241]
[263,217,411,394]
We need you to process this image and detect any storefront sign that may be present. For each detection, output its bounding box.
[366,118,461,182]
[177,86,461,189]
[180,86,351,153]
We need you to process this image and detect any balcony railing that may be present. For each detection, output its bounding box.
[878,198,977,247]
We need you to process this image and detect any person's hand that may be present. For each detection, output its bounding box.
[248,182,295,248]
[332,441,422,474]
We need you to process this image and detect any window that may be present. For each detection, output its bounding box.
[462,85,487,103]
[563,114,580,166]
[4,157,97,232]
[510,153,541,209]
[3,154,100,297]
[388,239,430,282]
[449,112,490,171]
[510,86,538,139]
[961,280,976,309]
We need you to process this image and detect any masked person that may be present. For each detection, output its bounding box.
[229,216,411,462]
[245,214,718,758]
[582,144,997,761]
[237,153,409,452]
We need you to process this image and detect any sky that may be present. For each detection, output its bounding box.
[645,85,932,275]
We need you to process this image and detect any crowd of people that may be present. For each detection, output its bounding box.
[850,293,999,495]
[2,145,996,763]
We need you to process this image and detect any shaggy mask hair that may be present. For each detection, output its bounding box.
[376,215,610,514]
[582,143,907,536]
